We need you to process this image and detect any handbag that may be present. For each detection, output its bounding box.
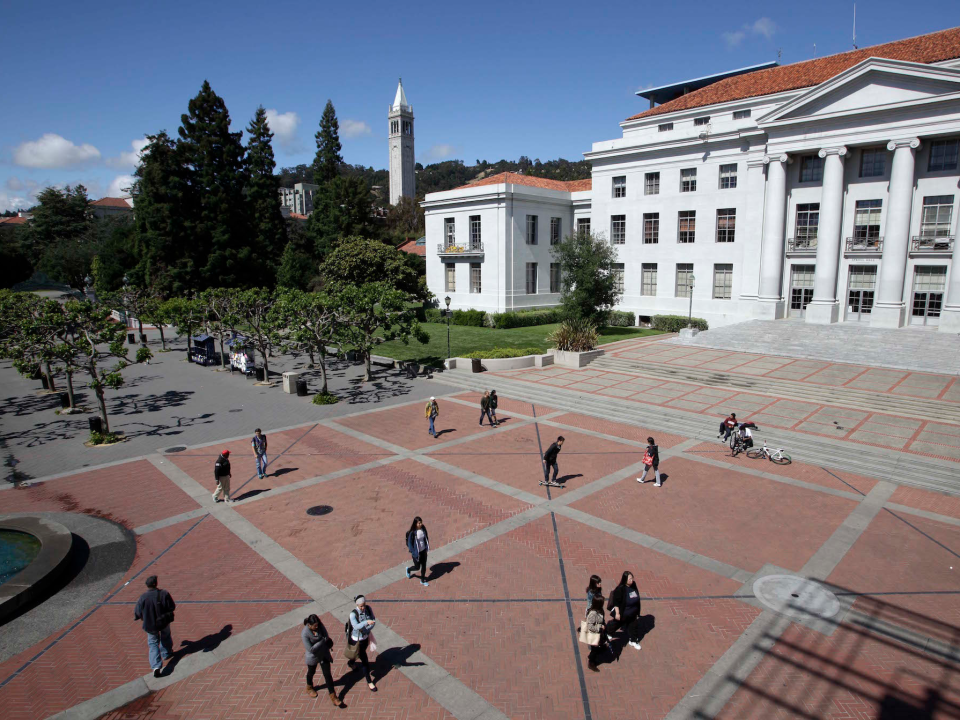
[343,640,360,660]
[641,451,653,466]
[578,620,601,647]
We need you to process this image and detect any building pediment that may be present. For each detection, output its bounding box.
[758,58,960,127]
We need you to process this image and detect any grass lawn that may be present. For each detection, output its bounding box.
[374,323,662,364]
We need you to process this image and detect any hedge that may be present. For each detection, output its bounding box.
[606,310,636,327]
[451,309,487,327]
[490,309,562,329]
[424,308,442,322]
[460,347,544,359]
[652,314,709,332]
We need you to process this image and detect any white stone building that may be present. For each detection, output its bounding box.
[389,79,415,205]
[422,27,960,332]
[278,182,319,216]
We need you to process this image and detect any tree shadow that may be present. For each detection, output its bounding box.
[426,561,460,582]
[162,624,233,676]
[0,393,61,418]
[107,389,194,416]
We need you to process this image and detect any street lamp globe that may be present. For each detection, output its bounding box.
[444,296,451,308]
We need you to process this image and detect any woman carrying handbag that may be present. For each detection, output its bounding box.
[344,595,377,692]
[580,594,607,672]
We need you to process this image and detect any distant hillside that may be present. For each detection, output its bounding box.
[276,156,591,203]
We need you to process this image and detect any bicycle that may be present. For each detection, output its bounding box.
[746,441,792,465]
[730,433,746,457]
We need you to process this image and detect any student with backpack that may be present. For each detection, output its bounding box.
[637,437,661,486]
[425,397,439,438]
[405,516,430,586]
[344,596,377,691]
[302,614,340,707]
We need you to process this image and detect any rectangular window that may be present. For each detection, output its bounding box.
[444,218,456,247]
[526,263,537,294]
[658,123,673,132]
[928,139,960,172]
[680,168,697,192]
[675,263,693,298]
[641,263,657,296]
[445,263,456,292]
[920,195,955,238]
[716,209,736,243]
[577,217,591,235]
[550,217,561,245]
[795,203,820,246]
[469,215,481,247]
[799,155,824,183]
[550,263,561,293]
[859,148,886,178]
[611,215,626,245]
[853,199,882,243]
[612,176,626,198]
[733,109,751,119]
[719,163,738,189]
[678,210,696,243]
[713,263,733,300]
[694,116,711,126]
[611,263,625,294]
[644,172,660,195]
[643,213,659,244]
[526,214,538,244]
[470,263,481,294]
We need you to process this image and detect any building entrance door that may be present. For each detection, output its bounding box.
[845,265,876,322]
[788,265,815,318]
[910,266,947,327]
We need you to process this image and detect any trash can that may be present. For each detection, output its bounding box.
[405,362,419,379]
[59,392,70,409]
[140,333,147,343]
[471,358,482,373]
[296,378,308,397]
[41,375,49,389]
[128,333,136,344]
[255,367,265,381]
[88,416,103,434]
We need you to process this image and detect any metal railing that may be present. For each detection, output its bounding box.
[786,237,818,252]
[845,236,883,253]
[437,241,484,255]
[911,235,954,252]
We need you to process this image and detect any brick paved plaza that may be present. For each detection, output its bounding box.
[3,338,960,719]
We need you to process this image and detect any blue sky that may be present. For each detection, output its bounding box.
[1,0,957,211]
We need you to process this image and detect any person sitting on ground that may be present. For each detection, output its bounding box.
[719,413,738,442]
[738,422,754,449]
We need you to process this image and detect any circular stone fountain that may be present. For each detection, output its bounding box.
[0,517,73,622]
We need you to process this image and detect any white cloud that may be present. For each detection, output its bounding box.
[0,192,31,213]
[421,144,459,162]
[265,109,301,150]
[723,17,776,48]
[13,133,101,169]
[106,137,150,169]
[341,119,372,139]
[107,174,135,198]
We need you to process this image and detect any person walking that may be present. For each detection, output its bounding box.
[637,437,661,486]
[302,614,340,707]
[543,436,564,484]
[479,391,494,426]
[425,397,439,438]
[585,593,607,672]
[346,596,377,691]
[133,575,176,678]
[405,516,430,586]
[212,449,232,503]
[489,390,499,426]
[607,571,643,650]
[252,428,268,479]
[586,574,603,611]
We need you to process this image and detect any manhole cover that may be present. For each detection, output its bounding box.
[306,505,333,516]
[165,446,187,453]
[229,409,243,413]
[753,575,840,620]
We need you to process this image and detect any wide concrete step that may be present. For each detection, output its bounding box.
[435,370,960,497]
[590,356,960,425]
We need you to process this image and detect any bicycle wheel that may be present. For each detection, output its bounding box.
[770,452,792,465]
[746,449,764,459]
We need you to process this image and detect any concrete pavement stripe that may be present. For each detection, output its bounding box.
[884,502,960,528]
[133,508,209,535]
[411,454,546,505]
[147,454,215,503]
[47,678,150,720]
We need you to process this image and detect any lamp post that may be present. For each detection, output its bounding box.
[444,296,451,361]
[687,274,696,328]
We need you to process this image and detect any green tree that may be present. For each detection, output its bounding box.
[246,106,286,283]
[551,229,622,327]
[313,99,343,185]
[0,292,61,392]
[199,287,239,367]
[0,230,35,288]
[139,294,170,351]
[163,296,204,354]
[273,288,342,393]
[322,235,428,301]
[384,195,423,243]
[232,288,278,381]
[103,285,152,346]
[20,185,95,293]
[88,215,138,295]
[306,176,373,258]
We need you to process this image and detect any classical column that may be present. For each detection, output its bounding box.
[871,138,920,328]
[754,154,789,318]
[941,263,960,333]
[806,146,846,324]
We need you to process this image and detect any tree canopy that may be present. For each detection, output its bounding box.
[551,229,622,327]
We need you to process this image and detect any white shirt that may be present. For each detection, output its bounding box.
[416,529,427,552]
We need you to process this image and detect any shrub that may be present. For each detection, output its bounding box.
[652,315,709,333]
[490,309,562,329]
[311,391,339,405]
[548,319,599,352]
[424,308,442,322]
[88,430,121,445]
[451,309,487,327]
[606,310,636,327]
[460,347,544,359]
[135,347,153,364]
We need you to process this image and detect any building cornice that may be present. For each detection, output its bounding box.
[584,129,763,161]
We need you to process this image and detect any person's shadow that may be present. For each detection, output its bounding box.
[556,473,583,485]
[427,561,460,582]
[603,614,655,664]
[161,624,233,675]
[433,429,456,438]
[337,643,425,700]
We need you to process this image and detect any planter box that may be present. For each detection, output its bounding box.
[534,354,554,368]
[450,355,537,372]
[548,348,605,368]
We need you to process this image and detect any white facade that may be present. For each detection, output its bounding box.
[388,79,415,205]
[278,182,319,216]
[423,50,960,332]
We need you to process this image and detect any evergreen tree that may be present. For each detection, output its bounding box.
[178,80,251,288]
[306,176,373,258]
[245,106,286,284]
[19,185,95,292]
[276,219,317,290]
[313,99,343,185]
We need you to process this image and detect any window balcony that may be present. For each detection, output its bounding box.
[844,236,883,253]
[437,241,484,259]
[786,237,817,254]
[911,235,954,254]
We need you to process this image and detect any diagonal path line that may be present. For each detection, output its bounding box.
[232,422,318,496]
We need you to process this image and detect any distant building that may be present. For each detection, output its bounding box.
[0,211,30,235]
[278,182,319,216]
[90,197,133,219]
[388,79,415,205]
[397,236,426,256]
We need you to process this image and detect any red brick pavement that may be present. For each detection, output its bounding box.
[549,412,688,449]
[718,619,960,720]
[454,390,559,418]
[890,485,960,521]
[570,456,858,573]
[236,459,530,588]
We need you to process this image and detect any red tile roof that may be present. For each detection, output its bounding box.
[288,212,309,220]
[91,197,132,208]
[397,239,426,256]
[0,216,28,225]
[627,26,960,121]
[458,172,591,193]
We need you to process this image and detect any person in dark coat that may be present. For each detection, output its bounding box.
[405,516,430,586]
[213,449,232,503]
[585,593,607,672]
[302,614,340,706]
[134,575,176,677]
[479,391,495,426]
[637,437,661,486]
[607,571,643,650]
[489,390,499,426]
[543,436,564,483]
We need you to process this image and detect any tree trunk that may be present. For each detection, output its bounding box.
[44,361,57,392]
[158,325,167,351]
[261,346,270,382]
[308,348,315,369]
[363,351,372,383]
[137,317,145,346]
[219,338,226,367]
[88,362,109,434]
[319,355,328,394]
[65,368,76,409]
